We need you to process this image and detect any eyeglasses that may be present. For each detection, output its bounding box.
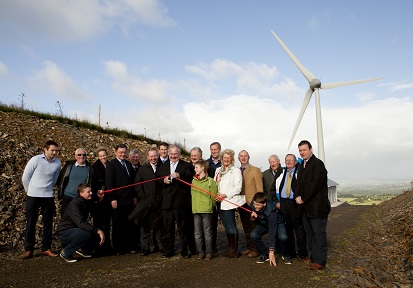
[77,154,87,157]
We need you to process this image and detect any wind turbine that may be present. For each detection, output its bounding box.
[271,31,382,163]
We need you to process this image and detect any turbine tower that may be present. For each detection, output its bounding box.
[271,31,382,163]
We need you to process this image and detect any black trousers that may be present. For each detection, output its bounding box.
[112,204,139,253]
[92,198,112,253]
[24,196,55,251]
[161,208,189,256]
[280,198,307,257]
[239,203,257,252]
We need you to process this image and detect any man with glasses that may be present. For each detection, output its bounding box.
[57,148,90,217]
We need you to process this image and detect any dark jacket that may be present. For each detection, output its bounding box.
[55,196,98,237]
[297,155,331,218]
[57,160,90,200]
[105,158,136,206]
[158,160,194,210]
[268,167,284,203]
[128,163,163,226]
[206,156,221,178]
[89,159,106,201]
[250,200,278,251]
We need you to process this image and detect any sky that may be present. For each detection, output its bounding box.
[1,0,413,183]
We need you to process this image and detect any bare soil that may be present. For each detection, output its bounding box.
[0,203,368,288]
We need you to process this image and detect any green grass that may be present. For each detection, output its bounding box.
[0,103,189,155]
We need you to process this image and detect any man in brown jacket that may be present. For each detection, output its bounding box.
[238,150,263,258]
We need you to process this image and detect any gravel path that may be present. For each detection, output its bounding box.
[0,203,370,288]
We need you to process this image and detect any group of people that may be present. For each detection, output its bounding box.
[21,139,330,270]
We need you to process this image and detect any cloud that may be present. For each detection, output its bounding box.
[103,60,170,101]
[391,82,413,91]
[0,0,175,43]
[28,61,88,101]
[184,59,299,100]
[0,61,8,75]
[356,92,375,102]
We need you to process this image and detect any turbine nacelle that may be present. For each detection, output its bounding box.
[309,79,321,90]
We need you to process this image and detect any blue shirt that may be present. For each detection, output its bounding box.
[280,169,295,199]
[22,154,61,198]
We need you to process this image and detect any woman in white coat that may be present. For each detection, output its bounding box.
[214,149,245,258]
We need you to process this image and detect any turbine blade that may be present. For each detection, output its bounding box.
[287,88,314,150]
[271,30,316,83]
[321,78,383,90]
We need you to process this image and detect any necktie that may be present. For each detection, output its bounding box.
[152,164,157,173]
[285,170,292,198]
[303,161,307,168]
[241,167,246,175]
[121,160,129,176]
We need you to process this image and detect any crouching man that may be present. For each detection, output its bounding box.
[55,183,105,263]
[250,192,291,266]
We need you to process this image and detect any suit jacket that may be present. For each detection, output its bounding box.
[297,155,330,218]
[262,166,283,202]
[158,160,194,210]
[241,164,263,205]
[135,163,162,206]
[129,163,163,226]
[105,158,136,206]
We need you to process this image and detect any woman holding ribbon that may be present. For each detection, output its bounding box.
[214,149,245,258]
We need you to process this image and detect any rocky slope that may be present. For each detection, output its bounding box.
[0,110,156,250]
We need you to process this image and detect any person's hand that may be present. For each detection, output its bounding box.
[97,230,105,245]
[111,200,117,209]
[295,196,304,205]
[251,211,257,221]
[170,172,180,179]
[276,202,281,209]
[269,251,277,267]
[164,176,172,184]
[216,194,227,202]
[97,190,104,199]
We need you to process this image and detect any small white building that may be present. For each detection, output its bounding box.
[327,178,338,203]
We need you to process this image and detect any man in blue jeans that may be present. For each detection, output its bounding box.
[250,192,291,266]
[55,183,105,263]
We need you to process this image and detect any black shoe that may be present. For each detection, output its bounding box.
[75,249,92,258]
[60,251,77,263]
[256,254,269,264]
[152,246,160,253]
[162,253,173,258]
[282,256,292,264]
[141,250,150,256]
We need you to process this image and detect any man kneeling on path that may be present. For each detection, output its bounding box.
[55,183,105,263]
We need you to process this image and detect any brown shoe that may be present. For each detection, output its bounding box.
[308,263,325,270]
[298,257,312,263]
[248,251,259,258]
[22,251,33,259]
[41,249,58,257]
[241,249,251,255]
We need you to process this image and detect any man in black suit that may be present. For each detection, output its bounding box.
[277,154,307,260]
[296,140,330,270]
[106,143,138,255]
[134,148,163,256]
[158,144,194,258]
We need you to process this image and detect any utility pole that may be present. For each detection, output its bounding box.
[98,104,101,127]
